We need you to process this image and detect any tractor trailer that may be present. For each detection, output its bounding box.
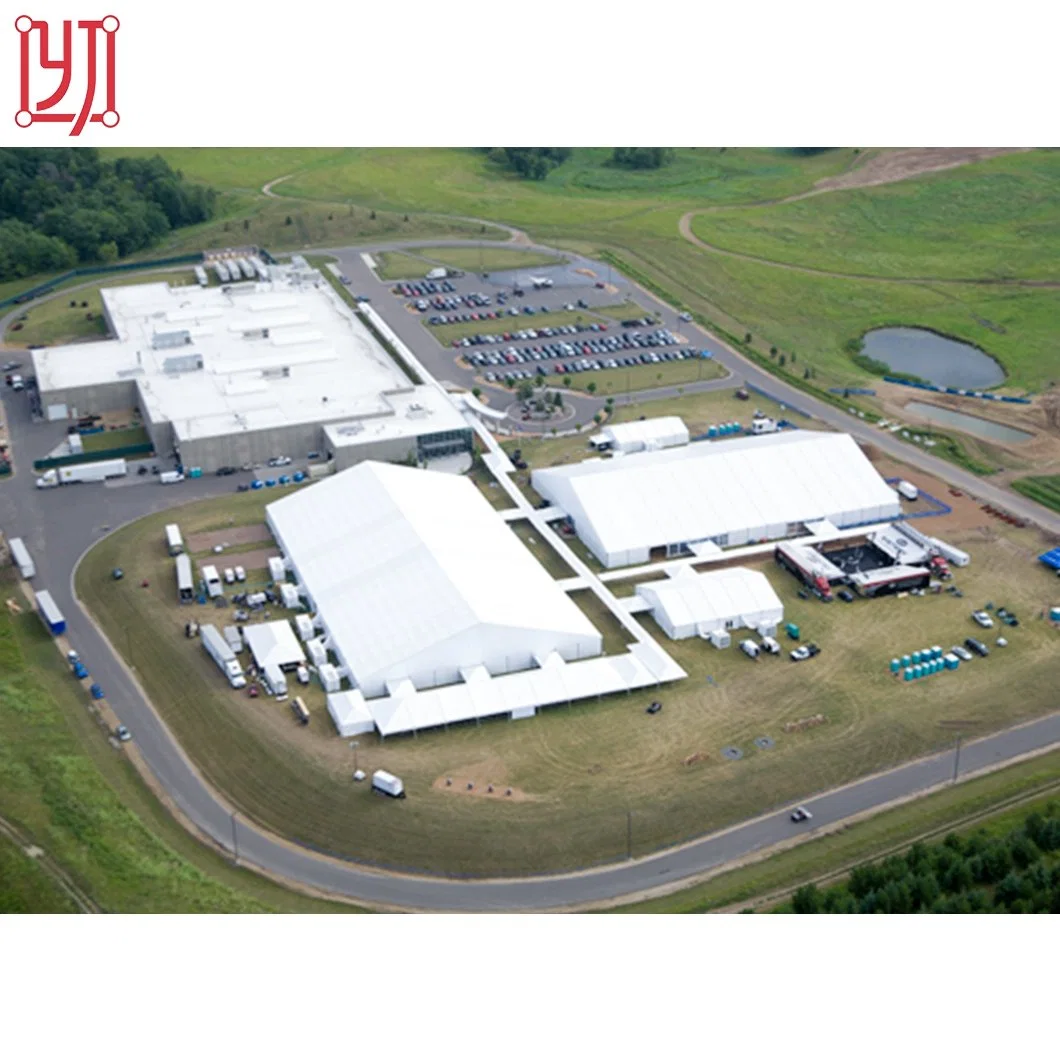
[36,459,127,488]
[775,541,840,601]
[9,537,35,579]
[200,624,246,688]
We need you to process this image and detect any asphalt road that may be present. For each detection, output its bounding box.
[1,237,1058,910]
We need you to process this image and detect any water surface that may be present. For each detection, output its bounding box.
[862,328,1004,389]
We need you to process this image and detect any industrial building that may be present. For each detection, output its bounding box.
[30,261,471,472]
[533,431,901,569]
[267,460,604,697]
[635,567,783,643]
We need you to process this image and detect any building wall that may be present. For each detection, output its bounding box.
[176,422,326,472]
[38,380,138,420]
[332,435,418,473]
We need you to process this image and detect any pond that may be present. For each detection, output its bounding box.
[861,328,1004,389]
[905,401,1033,445]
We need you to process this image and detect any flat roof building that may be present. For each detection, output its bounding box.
[533,431,901,569]
[31,263,471,471]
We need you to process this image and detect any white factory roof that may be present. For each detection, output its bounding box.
[636,567,783,630]
[535,431,900,557]
[31,264,463,442]
[266,462,600,694]
[591,416,689,452]
[243,620,306,671]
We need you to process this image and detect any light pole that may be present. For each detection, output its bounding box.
[349,740,360,775]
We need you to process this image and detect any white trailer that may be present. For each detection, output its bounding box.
[897,480,919,502]
[200,624,246,688]
[280,583,300,609]
[175,553,195,603]
[9,537,35,579]
[263,663,287,697]
[214,260,231,284]
[35,458,127,490]
[201,564,223,598]
[238,258,256,280]
[268,556,286,582]
[372,770,406,799]
[929,536,970,568]
[250,257,269,281]
[164,523,184,556]
[194,265,208,287]
[425,266,448,280]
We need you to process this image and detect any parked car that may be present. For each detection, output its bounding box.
[965,637,990,658]
[111,567,124,580]
[678,311,693,322]
[646,701,662,715]
[234,566,246,582]
[951,644,974,662]
[972,610,994,628]
[115,725,132,742]
[790,645,811,661]
[806,643,821,658]
[837,588,854,603]
[790,806,813,823]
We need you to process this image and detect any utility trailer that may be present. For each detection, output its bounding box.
[36,458,127,488]
[175,553,194,603]
[9,537,35,579]
[372,770,406,799]
[164,523,184,556]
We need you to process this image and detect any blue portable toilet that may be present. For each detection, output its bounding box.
[901,654,911,668]
[708,425,717,438]
[932,645,942,659]
[912,651,922,665]
[903,668,913,682]
[890,658,901,673]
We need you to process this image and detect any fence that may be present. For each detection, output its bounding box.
[882,376,1031,405]
[829,387,877,396]
[33,442,153,471]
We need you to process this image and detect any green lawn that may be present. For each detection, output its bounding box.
[0,831,79,913]
[508,520,575,580]
[0,572,357,913]
[618,747,1060,913]
[74,488,1059,878]
[8,270,198,347]
[1010,474,1060,513]
[419,246,564,273]
[465,459,516,511]
[375,251,436,281]
[81,426,151,453]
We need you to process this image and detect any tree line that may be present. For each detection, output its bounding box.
[789,803,1060,914]
[484,147,677,180]
[0,148,217,282]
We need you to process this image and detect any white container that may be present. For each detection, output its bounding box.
[372,770,405,799]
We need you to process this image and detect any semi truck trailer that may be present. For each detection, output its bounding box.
[9,537,35,578]
[36,458,127,488]
[200,624,246,688]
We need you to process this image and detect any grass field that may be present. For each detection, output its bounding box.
[509,520,575,580]
[618,747,1060,913]
[1011,474,1060,513]
[375,251,438,281]
[539,356,727,395]
[418,246,563,273]
[0,830,78,913]
[8,270,198,347]
[75,483,1060,877]
[0,571,355,913]
[81,426,151,453]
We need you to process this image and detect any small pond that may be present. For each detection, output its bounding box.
[861,328,1004,389]
[905,401,1033,445]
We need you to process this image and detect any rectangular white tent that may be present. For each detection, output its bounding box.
[243,620,306,672]
[267,461,602,699]
[534,430,901,568]
[635,567,784,640]
[589,416,689,454]
[327,690,376,737]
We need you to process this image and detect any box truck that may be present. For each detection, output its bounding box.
[200,624,246,688]
[164,523,184,556]
[372,770,406,799]
[175,554,194,603]
[9,537,35,579]
[36,589,66,635]
[36,458,127,488]
[201,564,223,598]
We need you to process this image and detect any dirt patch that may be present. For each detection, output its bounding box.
[574,267,596,278]
[187,524,271,553]
[210,548,277,575]
[869,454,992,534]
[813,148,1029,195]
[431,757,535,801]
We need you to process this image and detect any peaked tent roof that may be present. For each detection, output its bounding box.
[637,567,782,630]
[266,462,598,688]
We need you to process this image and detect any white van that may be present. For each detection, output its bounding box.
[739,639,760,659]
[759,636,781,655]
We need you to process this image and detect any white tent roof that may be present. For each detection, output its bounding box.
[266,462,598,691]
[603,416,689,451]
[637,567,783,630]
[243,620,306,671]
[326,690,376,737]
[534,431,900,556]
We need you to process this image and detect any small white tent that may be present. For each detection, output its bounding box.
[636,567,783,641]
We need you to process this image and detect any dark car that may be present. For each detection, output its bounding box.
[111,567,124,580]
[215,466,237,476]
[790,806,813,823]
[965,637,990,657]
[646,701,662,715]
[837,588,854,603]
[805,643,821,657]
[236,483,250,492]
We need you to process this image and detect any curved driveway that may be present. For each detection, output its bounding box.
[2,237,1059,910]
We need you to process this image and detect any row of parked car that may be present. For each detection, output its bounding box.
[451,321,610,348]
[483,347,701,383]
[394,280,457,297]
[409,290,493,313]
[471,330,686,372]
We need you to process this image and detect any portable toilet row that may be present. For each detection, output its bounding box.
[1050,606,1060,623]
[903,654,956,681]
[706,422,742,439]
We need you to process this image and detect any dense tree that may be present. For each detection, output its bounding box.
[485,148,571,181]
[610,148,675,170]
[791,884,820,914]
[0,148,216,282]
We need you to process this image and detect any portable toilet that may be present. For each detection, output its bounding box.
[944,653,959,671]
[890,658,901,673]
[1050,606,1060,623]
[912,651,922,665]
[903,667,913,682]
[933,659,943,674]
[785,622,800,640]
[187,467,203,479]
[708,425,717,439]
[901,654,911,668]
[932,645,942,659]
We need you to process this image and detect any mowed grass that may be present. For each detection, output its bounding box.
[541,355,727,395]
[690,150,1060,281]
[465,460,516,510]
[75,488,1060,877]
[0,831,78,913]
[419,246,564,273]
[0,572,355,912]
[9,270,198,347]
[81,425,151,453]
[375,251,436,281]
[619,746,1060,913]
[1010,474,1060,513]
[509,520,575,580]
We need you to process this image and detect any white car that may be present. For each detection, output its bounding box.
[678,311,693,322]
[972,611,994,628]
[790,806,813,823]
[951,644,974,662]
[790,645,811,662]
[234,566,246,582]
[223,568,235,584]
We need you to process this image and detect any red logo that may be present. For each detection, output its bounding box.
[15,14,119,135]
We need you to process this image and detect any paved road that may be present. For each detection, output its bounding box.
[2,238,1059,910]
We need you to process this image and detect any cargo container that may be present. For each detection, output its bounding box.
[36,589,65,635]
[223,625,244,653]
[164,523,184,556]
[372,770,406,799]
[200,624,246,688]
[8,537,35,578]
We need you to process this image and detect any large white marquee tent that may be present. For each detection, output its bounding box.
[266,462,602,700]
[533,431,900,568]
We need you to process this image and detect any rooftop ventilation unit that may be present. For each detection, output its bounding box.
[162,353,204,374]
[335,423,364,437]
[152,328,192,350]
